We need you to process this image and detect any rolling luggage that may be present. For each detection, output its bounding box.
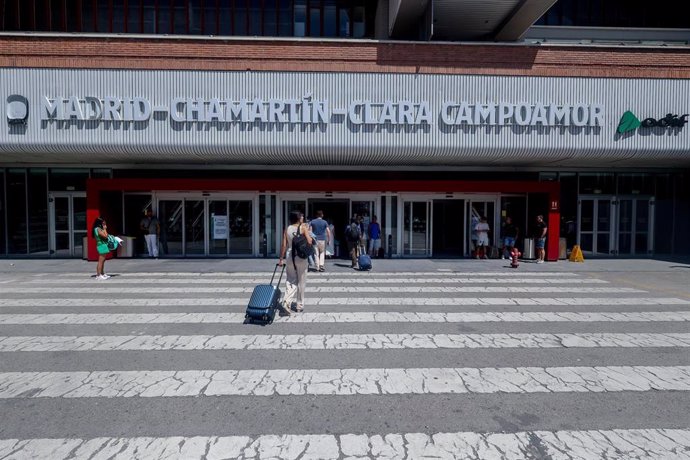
[357,247,372,271]
[245,264,285,324]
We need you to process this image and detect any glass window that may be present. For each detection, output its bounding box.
[6,170,27,254]
[264,0,277,36]
[112,0,125,32]
[294,0,306,37]
[34,0,50,31]
[338,6,350,37]
[157,1,171,33]
[249,1,261,35]
[50,0,65,31]
[209,200,228,255]
[127,0,141,32]
[352,5,365,37]
[219,2,231,35]
[124,194,152,257]
[309,5,320,37]
[185,199,205,255]
[173,0,187,34]
[98,0,110,32]
[28,169,48,254]
[617,174,654,196]
[234,0,247,35]
[90,169,112,179]
[229,200,253,254]
[278,0,292,36]
[143,0,156,33]
[189,0,202,34]
[579,173,614,195]
[82,0,95,31]
[204,1,218,34]
[66,0,81,31]
[18,0,33,30]
[49,169,89,191]
[323,1,336,37]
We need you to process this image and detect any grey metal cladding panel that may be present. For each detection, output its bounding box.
[0,68,689,167]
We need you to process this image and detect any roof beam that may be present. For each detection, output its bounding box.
[494,0,558,41]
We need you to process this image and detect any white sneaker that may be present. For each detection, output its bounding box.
[99,274,111,279]
[536,260,544,264]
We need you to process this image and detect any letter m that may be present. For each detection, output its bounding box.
[42,97,62,119]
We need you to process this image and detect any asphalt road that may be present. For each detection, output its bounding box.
[0,258,689,459]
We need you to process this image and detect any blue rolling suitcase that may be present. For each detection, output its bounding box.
[245,264,285,324]
[357,246,372,271]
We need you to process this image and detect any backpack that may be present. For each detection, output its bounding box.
[292,229,314,260]
[345,223,361,242]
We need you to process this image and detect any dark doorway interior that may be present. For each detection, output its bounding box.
[308,199,349,257]
[432,199,464,257]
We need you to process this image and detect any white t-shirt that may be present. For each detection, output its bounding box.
[475,222,490,243]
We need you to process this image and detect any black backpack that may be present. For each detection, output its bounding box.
[345,223,361,242]
[292,230,314,260]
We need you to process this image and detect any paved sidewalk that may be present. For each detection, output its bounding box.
[0,256,688,274]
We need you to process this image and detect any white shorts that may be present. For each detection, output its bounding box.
[477,237,489,246]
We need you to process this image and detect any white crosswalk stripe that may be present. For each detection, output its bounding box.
[0,297,686,308]
[1,332,689,352]
[35,271,584,277]
[0,286,641,293]
[9,276,609,284]
[1,268,689,458]
[1,366,689,398]
[1,428,689,460]
[2,311,690,324]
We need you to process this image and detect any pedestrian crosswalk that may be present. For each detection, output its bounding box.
[0,268,689,459]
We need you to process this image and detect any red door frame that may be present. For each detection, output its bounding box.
[86,178,560,261]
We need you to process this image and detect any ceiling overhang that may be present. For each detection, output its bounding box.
[389,0,557,41]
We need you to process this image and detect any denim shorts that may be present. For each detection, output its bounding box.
[536,238,546,249]
[503,237,516,248]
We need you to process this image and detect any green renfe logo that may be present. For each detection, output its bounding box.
[617,111,641,134]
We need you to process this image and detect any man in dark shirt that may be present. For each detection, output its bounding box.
[309,210,331,272]
[368,215,381,257]
[501,216,519,259]
[534,215,548,263]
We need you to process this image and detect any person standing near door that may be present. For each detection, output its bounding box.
[535,215,548,263]
[310,210,330,272]
[368,215,381,257]
[474,216,490,259]
[501,216,519,259]
[140,208,160,258]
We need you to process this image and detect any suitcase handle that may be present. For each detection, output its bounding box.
[271,263,286,286]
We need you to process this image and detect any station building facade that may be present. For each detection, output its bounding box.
[0,1,688,261]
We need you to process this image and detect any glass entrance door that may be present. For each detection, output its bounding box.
[283,200,307,228]
[403,201,431,256]
[49,193,87,257]
[617,197,654,256]
[578,198,614,255]
[209,199,254,256]
[159,196,255,257]
[159,199,184,256]
[467,200,496,257]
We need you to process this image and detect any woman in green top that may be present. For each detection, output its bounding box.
[92,217,110,280]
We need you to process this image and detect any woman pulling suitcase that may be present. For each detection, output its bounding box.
[278,211,314,315]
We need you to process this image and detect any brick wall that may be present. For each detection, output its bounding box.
[0,35,689,79]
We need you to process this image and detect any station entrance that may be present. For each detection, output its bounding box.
[86,178,560,262]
